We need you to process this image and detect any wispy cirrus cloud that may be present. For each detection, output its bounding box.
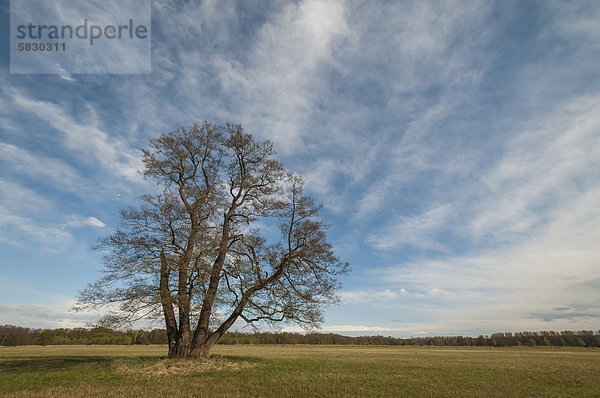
[283,323,426,336]
[0,178,106,251]
[212,0,349,152]
[5,88,142,181]
[0,143,89,194]
[340,289,408,305]
[376,183,600,335]
[468,95,600,243]
[365,204,453,251]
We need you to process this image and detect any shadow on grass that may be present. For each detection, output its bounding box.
[0,356,149,373]
[1,354,264,374]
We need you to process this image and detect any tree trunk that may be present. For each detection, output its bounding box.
[159,250,178,356]
[165,333,214,359]
[189,340,215,359]
[192,213,233,349]
[172,331,193,357]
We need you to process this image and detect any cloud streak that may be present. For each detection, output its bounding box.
[0,303,96,329]
[6,88,142,181]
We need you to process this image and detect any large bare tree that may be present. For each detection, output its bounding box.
[77,122,349,358]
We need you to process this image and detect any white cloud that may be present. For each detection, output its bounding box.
[7,88,142,181]
[86,217,106,228]
[0,179,74,250]
[0,207,73,251]
[66,216,106,228]
[0,302,96,329]
[354,92,600,334]
[468,96,600,242]
[381,184,600,333]
[545,1,600,43]
[348,2,491,218]
[0,180,105,251]
[360,91,600,252]
[283,324,416,334]
[365,204,453,251]
[340,288,407,305]
[0,143,88,194]
[59,73,76,82]
[280,323,438,337]
[214,0,350,152]
[57,65,76,82]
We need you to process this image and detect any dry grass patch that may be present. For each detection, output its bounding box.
[115,356,253,376]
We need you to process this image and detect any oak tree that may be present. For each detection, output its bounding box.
[77,122,348,358]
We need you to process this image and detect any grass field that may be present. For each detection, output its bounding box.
[1,345,599,397]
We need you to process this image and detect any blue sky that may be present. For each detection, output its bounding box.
[1,0,599,337]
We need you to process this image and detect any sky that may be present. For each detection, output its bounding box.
[0,0,599,338]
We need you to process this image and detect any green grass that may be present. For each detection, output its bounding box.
[1,345,599,397]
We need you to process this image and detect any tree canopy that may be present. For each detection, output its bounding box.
[77,121,349,358]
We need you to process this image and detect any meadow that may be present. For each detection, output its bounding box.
[1,344,599,397]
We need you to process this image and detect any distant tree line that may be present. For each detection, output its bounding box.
[0,325,167,346]
[1,325,599,348]
[218,331,600,347]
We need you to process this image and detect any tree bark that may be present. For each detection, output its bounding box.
[159,250,178,356]
[191,211,233,352]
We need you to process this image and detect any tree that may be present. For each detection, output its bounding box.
[76,121,349,358]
